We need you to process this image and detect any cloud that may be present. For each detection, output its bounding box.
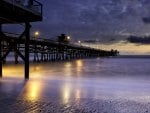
[142,17,150,23]
[127,35,150,44]
[4,0,150,42]
[82,34,127,45]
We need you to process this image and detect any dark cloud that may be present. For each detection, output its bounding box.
[127,35,150,44]
[142,17,150,23]
[83,34,127,44]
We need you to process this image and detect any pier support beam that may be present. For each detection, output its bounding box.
[25,22,31,79]
[0,25,2,78]
[14,44,19,64]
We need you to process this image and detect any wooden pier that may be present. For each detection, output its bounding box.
[0,0,118,79]
[0,0,42,79]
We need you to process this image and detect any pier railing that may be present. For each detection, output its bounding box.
[2,32,117,52]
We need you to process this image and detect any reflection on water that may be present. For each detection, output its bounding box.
[64,62,72,77]
[75,89,81,99]
[3,65,24,77]
[75,60,83,76]
[22,81,43,101]
[30,66,43,78]
[3,64,43,78]
[61,82,82,104]
[1,58,150,103]
[61,83,71,104]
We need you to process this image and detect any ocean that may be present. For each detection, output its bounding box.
[0,57,150,113]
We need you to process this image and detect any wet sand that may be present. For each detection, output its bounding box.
[0,96,150,113]
[0,58,150,113]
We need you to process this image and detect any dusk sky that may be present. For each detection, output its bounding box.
[33,0,150,38]
[4,0,150,54]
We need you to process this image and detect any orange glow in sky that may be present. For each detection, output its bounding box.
[83,41,150,55]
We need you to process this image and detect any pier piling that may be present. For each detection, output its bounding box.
[0,24,2,78]
[25,22,31,79]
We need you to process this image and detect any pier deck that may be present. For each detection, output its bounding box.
[0,0,42,23]
[1,34,118,61]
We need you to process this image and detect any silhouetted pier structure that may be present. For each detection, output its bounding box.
[0,0,42,79]
[0,0,118,79]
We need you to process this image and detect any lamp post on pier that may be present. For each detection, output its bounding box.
[34,31,40,39]
[78,40,81,46]
[33,31,40,62]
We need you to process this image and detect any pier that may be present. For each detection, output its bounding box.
[0,0,118,79]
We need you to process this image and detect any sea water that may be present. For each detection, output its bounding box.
[1,57,150,103]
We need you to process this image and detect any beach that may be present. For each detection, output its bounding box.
[0,58,150,113]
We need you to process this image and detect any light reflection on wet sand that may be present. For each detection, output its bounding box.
[1,58,150,105]
[20,81,43,101]
[61,82,71,104]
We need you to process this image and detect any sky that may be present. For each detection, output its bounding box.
[34,0,150,38]
[3,0,150,55]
